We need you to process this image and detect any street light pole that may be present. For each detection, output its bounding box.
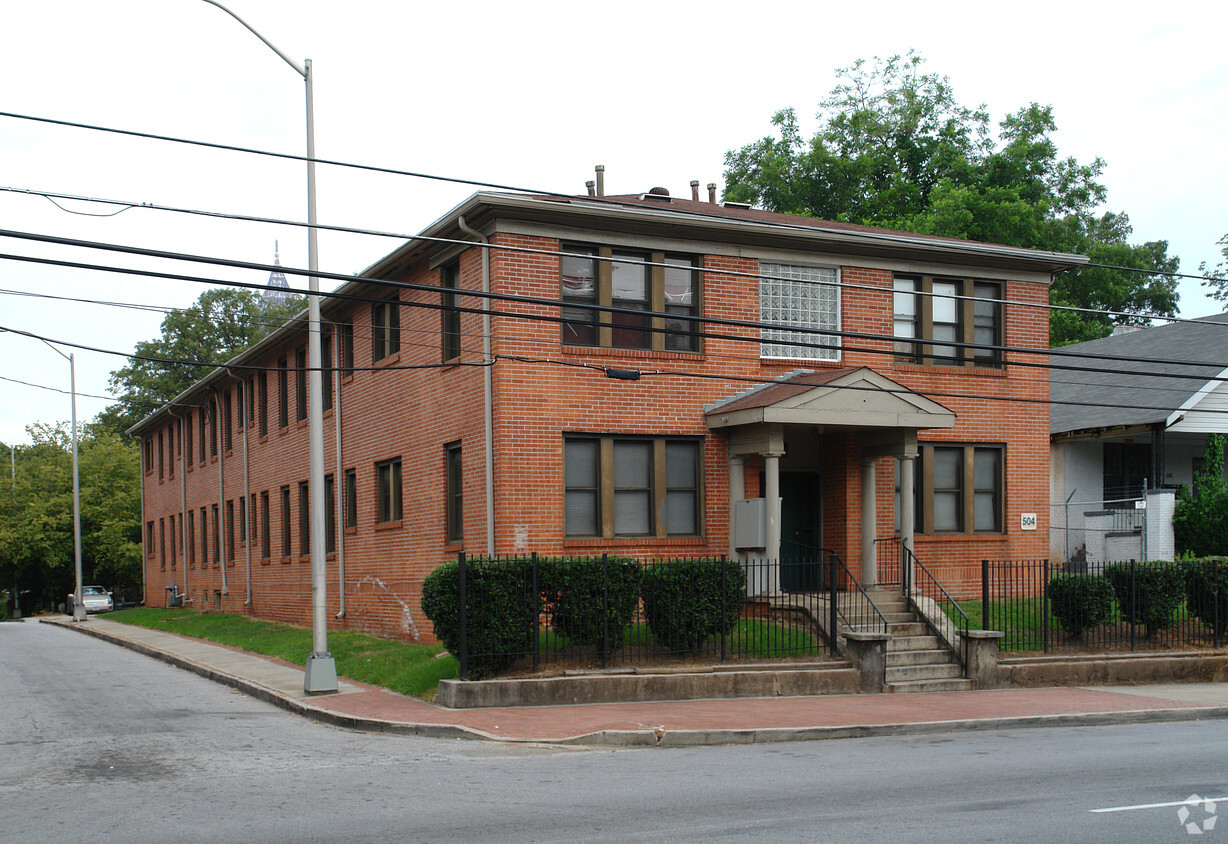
[200,0,335,692]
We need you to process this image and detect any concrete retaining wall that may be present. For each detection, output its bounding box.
[1000,652,1228,688]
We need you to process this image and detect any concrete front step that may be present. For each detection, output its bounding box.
[887,634,942,652]
[886,648,958,667]
[885,677,975,693]
[887,622,929,637]
[886,662,963,683]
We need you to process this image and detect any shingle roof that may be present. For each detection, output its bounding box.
[1049,313,1228,435]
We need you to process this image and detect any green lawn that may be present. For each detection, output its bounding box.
[109,608,457,699]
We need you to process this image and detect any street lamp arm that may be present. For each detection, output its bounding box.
[197,0,307,79]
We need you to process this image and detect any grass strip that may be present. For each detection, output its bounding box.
[108,608,457,699]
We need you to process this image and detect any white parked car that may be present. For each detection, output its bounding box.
[69,585,114,614]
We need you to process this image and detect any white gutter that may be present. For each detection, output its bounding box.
[457,215,495,555]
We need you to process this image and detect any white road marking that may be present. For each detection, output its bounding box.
[1091,797,1228,814]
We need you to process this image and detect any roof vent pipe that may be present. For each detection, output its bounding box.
[595,165,605,197]
[585,180,595,197]
[707,183,717,203]
[690,180,700,201]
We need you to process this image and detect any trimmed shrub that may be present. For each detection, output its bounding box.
[420,557,538,679]
[1103,561,1185,637]
[1047,573,1114,638]
[540,556,642,655]
[641,558,745,652]
[1182,556,1228,640]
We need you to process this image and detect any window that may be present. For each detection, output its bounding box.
[159,518,166,568]
[344,467,357,529]
[260,491,270,559]
[158,431,164,480]
[898,445,1004,534]
[564,436,701,538]
[246,375,255,423]
[280,486,291,557]
[295,346,307,423]
[209,401,218,457]
[442,262,461,361]
[322,331,333,412]
[372,297,400,362]
[278,357,289,428]
[223,389,233,451]
[143,438,153,474]
[239,495,247,544]
[199,506,207,563]
[169,514,176,569]
[324,473,336,554]
[759,262,839,360]
[146,520,154,557]
[560,245,702,352]
[1104,442,1150,500]
[211,503,220,565]
[258,371,268,437]
[376,458,402,523]
[188,510,196,567]
[198,408,207,462]
[167,425,175,478]
[225,500,235,562]
[445,442,462,542]
[893,276,1002,366]
[185,415,194,467]
[298,481,310,555]
[338,318,354,377]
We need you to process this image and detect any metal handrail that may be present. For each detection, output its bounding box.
[830,552,889,636]
[904,546,970,670]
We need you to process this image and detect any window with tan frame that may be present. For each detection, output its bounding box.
[896,444,1004,535]
[893,276,1003,366]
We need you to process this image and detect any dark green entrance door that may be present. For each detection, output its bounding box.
[779,472,823,592]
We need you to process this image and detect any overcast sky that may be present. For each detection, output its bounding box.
[2,0,1225,447]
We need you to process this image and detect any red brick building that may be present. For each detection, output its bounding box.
[132,187,1085,641]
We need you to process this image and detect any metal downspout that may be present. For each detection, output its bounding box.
[333,324,345,618]
[457,215,495,555]
[227,370,253,606]
[169,408,188,603]
[212,388,228,596]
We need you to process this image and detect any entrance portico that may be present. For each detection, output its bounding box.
[705,368,955,590]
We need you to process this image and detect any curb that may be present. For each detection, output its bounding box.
[41,617,1228,747]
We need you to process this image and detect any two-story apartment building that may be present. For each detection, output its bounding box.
[132,184,1086,641]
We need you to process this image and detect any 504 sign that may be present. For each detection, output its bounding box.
[1020,513,1039,531]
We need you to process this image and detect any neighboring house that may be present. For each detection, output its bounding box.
[131,183,1084,641]
[1050,314,1228,564]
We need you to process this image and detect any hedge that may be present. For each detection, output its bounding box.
[539,556,641,655]
[641,558,744,652]
[1182,556,1228,640]
[1103,561,1185,638]
[1047,573,1114,638]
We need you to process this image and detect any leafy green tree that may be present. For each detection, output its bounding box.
[99,288,304,434]
[723,52,1179,345]
[1200,233,1228,303]
[1173,434,1228,556]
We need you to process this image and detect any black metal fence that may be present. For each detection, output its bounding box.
[432,553,898,679]
[981,558,1228,653]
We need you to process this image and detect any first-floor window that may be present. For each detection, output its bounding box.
[211,504,220,564]
[169,514,177,569]
[260,491,271,559]
[324,474,336,555]
[298,481,310,555]
[146,520,155,557]
[225,500,235,562]
[564,436,701,538]
[188,510,196,567]
[445,442,462,542]
[199,507,207,563]
[159,518,166,568]
[376,458,402,523]
[897,445,1004,534]
[344,468,357,529]
[280,486,291,557]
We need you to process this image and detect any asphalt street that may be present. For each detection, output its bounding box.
[3,619,1225,842]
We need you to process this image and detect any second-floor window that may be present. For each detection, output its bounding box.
[441,262,461,361]
[372,298,400,362]
[894,276,1002,366]
[759,263,840,361]
[560,245,701,352]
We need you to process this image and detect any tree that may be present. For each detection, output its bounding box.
[99,288,304,434]
[1200,233,1228,303]
[1173,434,1228,557]
[723,52,1180,346]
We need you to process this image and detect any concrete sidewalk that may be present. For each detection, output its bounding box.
[41,615,1228,747]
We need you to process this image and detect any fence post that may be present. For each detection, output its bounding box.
[1215,559,1222,649]
[828,552,839,651]
[601,553,610,670]
[981,560,990,631]
[720,554,728,662]
[457,550,468,681]
[531,552,540,674]
[1130,559,1137,652]
[1042,558,1050,654]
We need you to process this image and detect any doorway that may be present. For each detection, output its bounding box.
[779,471,824,591]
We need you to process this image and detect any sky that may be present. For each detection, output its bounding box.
[1,0,1226,447]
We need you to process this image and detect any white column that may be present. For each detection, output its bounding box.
[764,451,783,594]
[900,453,916,593]
[727,455,744,562]
[860,457,877,588]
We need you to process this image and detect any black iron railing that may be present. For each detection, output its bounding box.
[905,546,969,671]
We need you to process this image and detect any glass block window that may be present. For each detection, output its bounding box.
[759,262,840,360]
